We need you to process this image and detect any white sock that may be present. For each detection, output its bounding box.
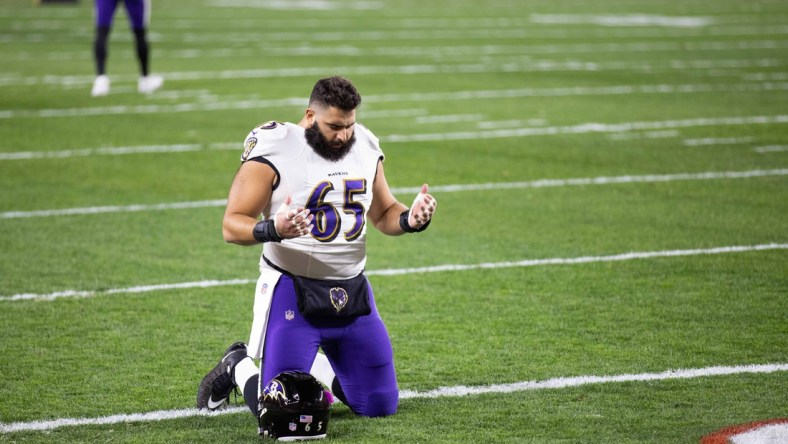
[309,352,336,389]
[233,357,259,389]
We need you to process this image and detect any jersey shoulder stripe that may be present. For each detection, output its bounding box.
[241,121,290,161]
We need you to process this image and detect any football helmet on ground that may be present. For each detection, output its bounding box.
[258,371,331,441]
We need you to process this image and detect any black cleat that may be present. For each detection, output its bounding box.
[196,342,249,411]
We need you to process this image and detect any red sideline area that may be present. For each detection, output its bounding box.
[701,419,788,444]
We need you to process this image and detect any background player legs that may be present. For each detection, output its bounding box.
[123,0,162,93]
[93,26,111,76]
[132,28,149,77]
[91,0,118,96]
[91,0,162,96]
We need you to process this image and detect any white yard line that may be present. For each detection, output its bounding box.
[0,199,229,219]
[207,0,382,10]
[2,168,787,220]
[0,111,786,160]
[2,243,786,302]
[529,13,715,28]
[9,25,788,45]
[399,363,788,399]
[8,40,788,62]
[110,25,788,43]
[608,130,679,140]
[0,278,257,302]
[384,115,788,143]
[1,58,786,88]
[415,113,485,124]
[682,137,755,146]
[0,144,218,160]
[1,362,785,433]
[755,145,788,153]
[2,82,786,119]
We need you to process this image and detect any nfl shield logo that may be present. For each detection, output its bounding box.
[285,310,295,321]
[289,422,297,432]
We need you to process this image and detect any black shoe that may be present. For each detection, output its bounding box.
[196,342,248,411]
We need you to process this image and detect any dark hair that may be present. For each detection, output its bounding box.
[308,76,361,111]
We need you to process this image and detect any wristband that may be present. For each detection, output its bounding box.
[252,219,283,243]
[399,210,430,233]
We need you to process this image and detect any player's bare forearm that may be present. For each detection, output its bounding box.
[223,213,261,245]
[368,160,436,235]
[368,160,408,235]
[371,200,410,236]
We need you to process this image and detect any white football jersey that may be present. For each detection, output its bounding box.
[241,121,384,280]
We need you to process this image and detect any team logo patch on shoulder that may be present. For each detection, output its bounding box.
[250,121,288,143]
[257,121,279,130]
[242,136,257,161]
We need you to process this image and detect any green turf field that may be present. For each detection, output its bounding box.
[1,0,786,442]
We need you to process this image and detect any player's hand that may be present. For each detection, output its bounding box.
[274,196,314,239]
[407,184,437,229]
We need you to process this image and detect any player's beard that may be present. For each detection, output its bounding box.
[305,122,356,162]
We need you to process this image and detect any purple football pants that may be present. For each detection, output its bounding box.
[262,275,398,417]
[95,0,147,29]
